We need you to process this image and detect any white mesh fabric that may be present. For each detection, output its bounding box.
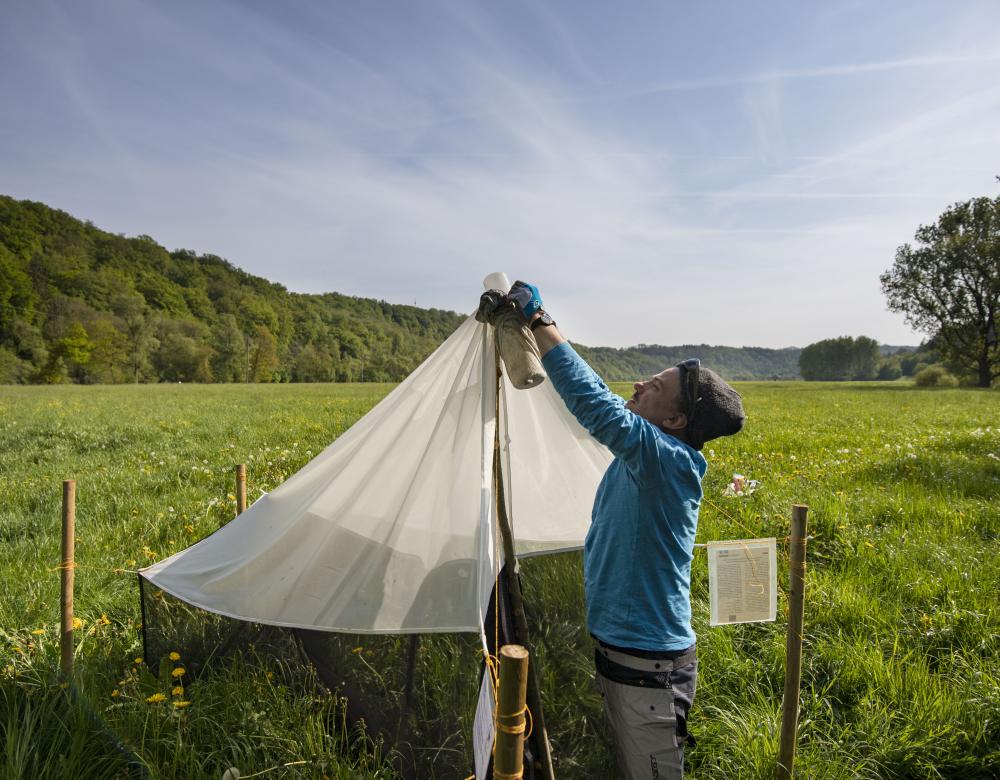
[142,274,613,634]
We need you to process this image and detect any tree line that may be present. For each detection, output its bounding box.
[0,196,466,384]
[798,336,936,381]
[799,193,998,386]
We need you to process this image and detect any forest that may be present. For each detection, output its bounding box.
[3,195,813,384]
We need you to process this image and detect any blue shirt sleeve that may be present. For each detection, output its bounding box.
[541,342,682,482]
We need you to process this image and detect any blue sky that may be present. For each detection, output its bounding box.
[3,1,999,348]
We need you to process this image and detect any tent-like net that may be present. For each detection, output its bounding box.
[139,274,616,778]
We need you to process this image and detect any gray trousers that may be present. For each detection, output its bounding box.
[595,644,697,780]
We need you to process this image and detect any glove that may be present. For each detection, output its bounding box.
[508,281,543,320]
[476,289,512,325]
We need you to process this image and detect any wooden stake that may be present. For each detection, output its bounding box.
[493,367,556,780]
[494,645,530,780]
[236,464,247,516]
[60,479,76,678]
[777,504,808,780]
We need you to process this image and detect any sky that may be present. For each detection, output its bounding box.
[2,1,999,349]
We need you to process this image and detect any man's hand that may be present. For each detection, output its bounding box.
[508,281,544,320]
[476,289,511,325]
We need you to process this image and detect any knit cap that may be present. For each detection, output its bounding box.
[685,367,745,450]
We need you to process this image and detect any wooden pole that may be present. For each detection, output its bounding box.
[777,504,809,780]
[494,644,530,780]
[493,367,556,780]
[236,464,247,516]
[60,479,76,678]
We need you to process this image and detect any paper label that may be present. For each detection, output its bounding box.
[472,671,495,780]
[708,538,777,626]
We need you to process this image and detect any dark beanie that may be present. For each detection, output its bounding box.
[685,367,745,450]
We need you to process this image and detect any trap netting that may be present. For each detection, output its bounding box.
[139,555,617,779]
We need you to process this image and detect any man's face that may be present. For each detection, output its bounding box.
[625,366,687,431]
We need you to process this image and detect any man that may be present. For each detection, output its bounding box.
[480,282,745,780]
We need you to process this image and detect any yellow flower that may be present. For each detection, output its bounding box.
[146,692,166,703]
[98,614,111,626]
[31,629,45,636]
[171,667,186,678]
[351,646,363,654]
[111,689,120,698]
[172,685,184,696]
[134,657,143,664]
[173,700,191,708]
[72,617,85,630]
[169,652,181,661]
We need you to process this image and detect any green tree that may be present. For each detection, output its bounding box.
[0,245,35,342]
[292,343,333,382]
[881,196,1000,387]
[87,317,129,383]
[799,336,880,380]
[211,314,245,383]
[39,323,92,383]
[249,324,279,382]
[112,293,157,382]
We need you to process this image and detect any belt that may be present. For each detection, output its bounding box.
[596,642,697,674]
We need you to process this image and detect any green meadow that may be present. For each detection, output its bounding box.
[1,382,998,779]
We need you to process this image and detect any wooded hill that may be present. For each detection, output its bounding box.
[0,195,801,384]
[575,343,800,381]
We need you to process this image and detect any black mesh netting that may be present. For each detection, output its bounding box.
[138,556,614,779]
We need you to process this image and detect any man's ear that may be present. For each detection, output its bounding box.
[660,411,687,433]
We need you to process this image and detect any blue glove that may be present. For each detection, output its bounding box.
[508,281,543,320]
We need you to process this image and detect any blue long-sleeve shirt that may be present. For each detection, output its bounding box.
[541,342,707,652]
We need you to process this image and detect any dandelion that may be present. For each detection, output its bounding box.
[72,617,85,630]
[146,692,167,703]
[169,651,181,661]
[173,700,191,708]
[111,689,120,698]
[172,685,184,696]
[171,667,186,678]
[134,657,143,664]
[98,614,111,626]
[351,646,363,654]
[31,628,45,636]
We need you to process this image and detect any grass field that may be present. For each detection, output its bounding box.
[1,381,998,779]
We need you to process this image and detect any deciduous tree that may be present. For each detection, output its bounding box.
[881,197,1000,387]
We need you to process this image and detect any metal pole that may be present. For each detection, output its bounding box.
[493,367,556,780]
[236,464,247,516]
[494,645,530,780]
[60,479,76,678]
[777,504,808,779]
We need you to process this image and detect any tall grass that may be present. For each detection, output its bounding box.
[1,382,998,778]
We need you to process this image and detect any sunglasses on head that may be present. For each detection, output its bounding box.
[677,358,701,426]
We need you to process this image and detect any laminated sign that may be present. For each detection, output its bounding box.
[707,538,777,626]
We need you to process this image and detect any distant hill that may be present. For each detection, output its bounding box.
[574,343,801,381]
[0,195,465,384]
[1,194,803,384]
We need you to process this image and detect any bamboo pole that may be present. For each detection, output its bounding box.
[493,367,556,780]
[236,464,247,516]
[777,504,809,780]
[494,645,530,780]
[60,479,76,678]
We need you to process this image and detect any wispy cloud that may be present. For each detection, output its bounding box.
[2,0,1000,348]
